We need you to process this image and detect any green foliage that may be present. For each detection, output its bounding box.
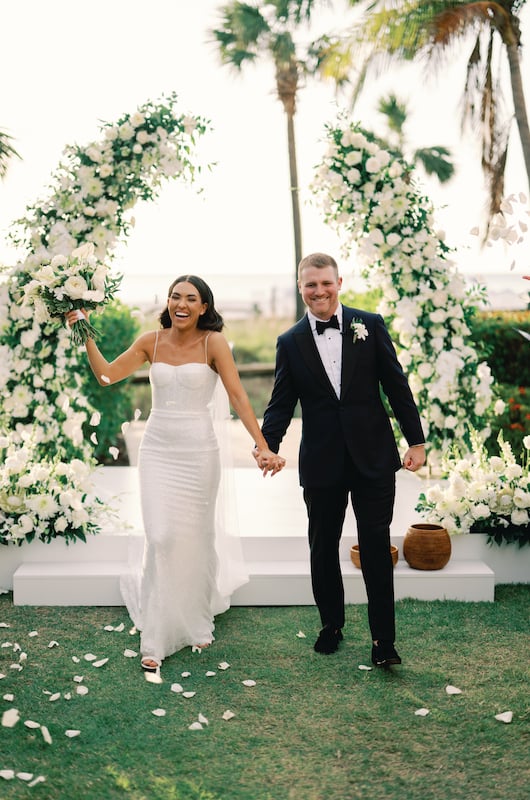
[82,300,140,462]
[485,384,530,459]
[469,310,530,386]
[1,587,529,799]
[340,286,382,313]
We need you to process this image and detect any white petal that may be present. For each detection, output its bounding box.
[10,664,23,671]
[92,658,109,668]
[205,671,216,677]
[242,680,256,687]
[65,729,81,738]
[24,720,40,729]
[103,625,115,632]
[13,643,21,652]
[114,623,125,632]
[144,671,163,685]
[495,711,513,723]
[191,646,202,653]
[19,652,27,662]
[151,708,166,717]
[188,721,203,730]
[0,674,5,680]
[49,692,61,702]
[16,772,33,781]
[181,671,191,678]
[296,630,306,638]
[73,676,84,683]
[445,685,462,695]
[415,708,430,716]
[3,694,14,702]
[28,631,38,637]
[222,710,236,721]
[1,642,12,648]
[101,374,111,384]
[76,686,89,696]
[0,623,9,628]
[48,641,59,648]
[134,408,142,421]
[171,683,183,693]
[198,713,209,725]
[358,665,373,671]
[129,627,137,635]
[41,725,52,744]
[109,446,119,460]
[83,653,97,661]
[63,692,72,700]
[121,421,130,435]
[0,769,15,779]
[90,432,98,445]
[217,662,230,671]
[28,776,46,787]
[182,692,196,699]
[123,649,137,658]
[72,656,80,663]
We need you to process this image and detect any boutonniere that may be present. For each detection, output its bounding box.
[350,317,369,343]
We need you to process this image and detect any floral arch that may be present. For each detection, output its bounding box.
[310,120,495,463]
[0,94,209,545]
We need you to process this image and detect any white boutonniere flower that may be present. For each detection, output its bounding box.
[350,317,368,343]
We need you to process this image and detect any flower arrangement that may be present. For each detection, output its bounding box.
[0,436,109,546]
[21,242,122,345]
[310,120,494,464]
[415,429,530,547]
[350,317,368,343]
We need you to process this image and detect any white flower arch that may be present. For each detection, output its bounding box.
[0,94,209,545]
[310,120,495,464]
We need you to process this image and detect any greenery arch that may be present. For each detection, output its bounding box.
[0,94,209,546]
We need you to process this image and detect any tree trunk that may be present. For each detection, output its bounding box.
[286,111,304,320]
[505,39,530,196]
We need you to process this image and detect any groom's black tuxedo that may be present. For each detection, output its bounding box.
[262,305,425,643]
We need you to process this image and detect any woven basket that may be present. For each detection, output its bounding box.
[350,544,399,570]
[403,523,451,570]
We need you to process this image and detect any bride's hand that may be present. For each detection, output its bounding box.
[254,446,286,476]
[65,308,88,327]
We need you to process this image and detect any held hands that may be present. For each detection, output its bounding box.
[402,445,426,472]
[252,445,286,477]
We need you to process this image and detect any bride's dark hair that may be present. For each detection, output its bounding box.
[159,275,224,331]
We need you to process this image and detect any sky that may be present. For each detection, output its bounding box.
[1,0,530,307]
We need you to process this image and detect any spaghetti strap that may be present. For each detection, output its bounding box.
[152,330,160,363]
[204,332,211,364]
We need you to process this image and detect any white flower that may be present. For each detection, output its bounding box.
[63,275,89,300]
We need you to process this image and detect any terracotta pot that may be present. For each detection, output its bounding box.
[403,523,451,570]
[350,544,399,570]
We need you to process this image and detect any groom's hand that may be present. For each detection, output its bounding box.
[402,445,426,472]
[252,445,285,476]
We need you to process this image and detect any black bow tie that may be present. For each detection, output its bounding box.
[315,315,340,335]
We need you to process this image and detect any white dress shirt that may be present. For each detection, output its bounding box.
[308,306,342,398]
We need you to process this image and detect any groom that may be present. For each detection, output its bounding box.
[256,253,425,667]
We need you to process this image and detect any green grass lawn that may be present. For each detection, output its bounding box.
[1,586,529,800]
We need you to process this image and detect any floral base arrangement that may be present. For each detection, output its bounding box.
[415,429,530,547]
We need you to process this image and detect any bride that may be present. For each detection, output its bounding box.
[67,275,284,673]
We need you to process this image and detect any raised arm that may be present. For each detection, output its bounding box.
[66,309,153,386]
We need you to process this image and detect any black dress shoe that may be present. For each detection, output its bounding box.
[314,627,343,654]
[371,641,402,667]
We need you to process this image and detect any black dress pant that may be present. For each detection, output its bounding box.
[303,455,396,642]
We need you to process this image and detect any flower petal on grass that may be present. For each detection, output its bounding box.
[103,625,115,632]
[415,708,430,717]
[16,772,33,781]
[72,656,80,663]
[242,680,256,687]
[198,713,209,725]
[3,694,14,702]
[0,623,9,628]
[73,676,84,683]
[83,653,97,661]
[144,671,163,685]
[28,776,46,787]
[191,646,202,653]
[151,708,166,717]
[296,631,306,638]
[10,664,23,672]
[63,693,72,700]
[0,769,15,779]
[495,711,513,724]
[358,665,372,671]
[24,720,40,729]
[188,721,203,730]
[205,671,216,677]
[76,686,89,696]
[28,631,38,638]
[41,726,52,744]
[0,674,5,680]
[49,693,61,702]
[217,662,230,671]
[181,671,191,678]
[114,623,125,632]
[171,684,184,693]
[92,658,109,668]
[222,710,236,721]
[123,649,137,658]
[2,708,20,728]
[48,641,59,648]
[445,685,462,695]
[65,730,81,738]
[182,692,196,699]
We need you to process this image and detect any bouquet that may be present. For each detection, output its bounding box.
[22,242,122,345]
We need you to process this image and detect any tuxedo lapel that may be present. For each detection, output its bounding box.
[294,316,337,397]
[340,307,361,400]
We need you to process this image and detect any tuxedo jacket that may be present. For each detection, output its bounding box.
[261,305,425,488]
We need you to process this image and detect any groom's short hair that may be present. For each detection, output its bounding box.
[298,252,339,278]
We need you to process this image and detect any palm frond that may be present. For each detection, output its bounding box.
[0,129,21,179]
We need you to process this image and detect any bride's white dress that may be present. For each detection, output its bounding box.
[121,342,248,662]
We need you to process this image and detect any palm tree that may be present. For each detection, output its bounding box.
[0,129,21,179]
[211,1,338,320]
[341,1,530,231]
[377,93,455,184]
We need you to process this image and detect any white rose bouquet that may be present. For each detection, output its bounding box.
[22,242,122,346]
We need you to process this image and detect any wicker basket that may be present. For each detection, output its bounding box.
[403,523,451,570]
[350,544,399,570]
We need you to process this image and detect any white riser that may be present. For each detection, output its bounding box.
[13,558,495,606]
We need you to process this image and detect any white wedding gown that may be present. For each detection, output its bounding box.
[120,339,248,662]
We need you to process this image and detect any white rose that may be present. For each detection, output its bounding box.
[63,276,89,300]
[511,509,529,526]
[344,150,362,166]
[71,242,95,261]
[130,111,146,128]
[495,399,506,416]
